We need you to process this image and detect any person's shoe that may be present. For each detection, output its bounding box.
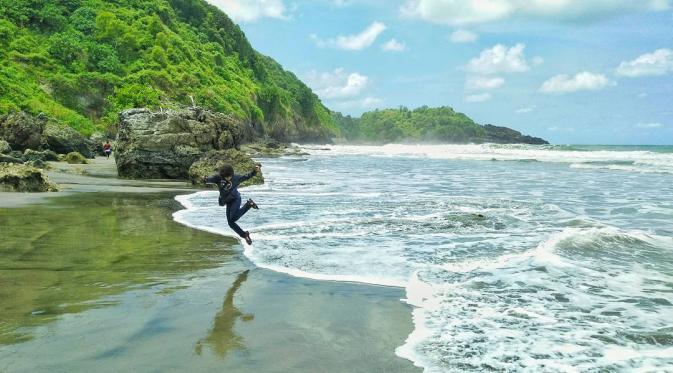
[244,231,253,245]
[246,199,259,210]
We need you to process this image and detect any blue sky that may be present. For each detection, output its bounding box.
[207,0,673,144]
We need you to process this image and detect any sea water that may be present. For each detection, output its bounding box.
[173,144,673,372]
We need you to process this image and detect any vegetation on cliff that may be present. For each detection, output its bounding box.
[333,106,547,144]
[0,0,336,140]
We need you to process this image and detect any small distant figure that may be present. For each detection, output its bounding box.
[203,163,261,245]
[103,141,112,158]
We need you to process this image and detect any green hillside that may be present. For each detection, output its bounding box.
[333,106,547,144]
[0,0,337,140]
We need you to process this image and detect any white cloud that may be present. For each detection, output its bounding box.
[466,43,529,74]
[637,92,648,98]
[400,0,671,25]
[332,96,383,109]
[466,76,505,90]
[312,22,386,51]
[303,68,369,99]
[547,126,559,131]
[208,0,287,22]
[636,122,662,128]
[449,29,478,43]
[516,105,535,114]
[532,56,544,65]
[615,48,673,77]
[540,72,615,94]
[382,38,406,52]
[465,93,492,102]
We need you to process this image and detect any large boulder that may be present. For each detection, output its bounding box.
[0,163,58,192]
[43,122,96,158]
[115,107,245,179]
[0,112,46,151]
[0,111,96,157]
[188,149,264,186]
[64,151,88,164]
[23,149,59,162]
[0,140,11,154]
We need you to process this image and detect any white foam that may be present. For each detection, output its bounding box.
[172,151,673,372]
[302,144,673,174]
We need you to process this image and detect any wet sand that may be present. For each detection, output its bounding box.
[0,158,418,372]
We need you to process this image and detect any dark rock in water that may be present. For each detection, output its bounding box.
[188,149,264,186]
[23,149,59,162]
[0,163,58,192]
[115,107,245,179]
[0,140,11,154]
[43,122,96,158]
[0,154,24,164]
[0,112,46,151]
[64,152,88,164]
[483,124,548,145]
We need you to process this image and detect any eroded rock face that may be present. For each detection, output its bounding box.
[0,112,96,157]
[43,123,96,158]
[0,163,58,192]
[0,140,11,154]
[0,112,46,151]
[115,107,246,179]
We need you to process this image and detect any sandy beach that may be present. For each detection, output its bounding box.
[0,157,419,372]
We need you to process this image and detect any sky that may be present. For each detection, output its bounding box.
[206,0,673,144]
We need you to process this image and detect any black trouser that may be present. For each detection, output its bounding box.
[225,196,251,237]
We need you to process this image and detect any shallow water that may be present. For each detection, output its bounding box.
[175,144,673,371]
[0,192,416,372]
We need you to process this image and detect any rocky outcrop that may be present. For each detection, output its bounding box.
[43,122,96,158]
[64,152,88,164]
[0,140,11,154]
[0,154,23,164]
[0,112,96,157]
[188,149,264,186]
[0,163,58,192]
[242,140,309,158]
[483,124,549,145]
[115,107,247,179]
[23,149,59,162]
[0,112,46,151]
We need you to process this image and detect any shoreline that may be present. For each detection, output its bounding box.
[0,156,420,372]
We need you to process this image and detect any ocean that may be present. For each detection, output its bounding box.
[173,144,673,372]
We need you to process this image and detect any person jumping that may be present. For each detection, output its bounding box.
[204,163,261,245]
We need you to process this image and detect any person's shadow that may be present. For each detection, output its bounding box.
[195,270,254,358]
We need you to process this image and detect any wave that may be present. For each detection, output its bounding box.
[396,227,673,372]
[300,144,673,174]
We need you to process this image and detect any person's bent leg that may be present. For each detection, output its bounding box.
[230,196,251,222]
[227,199,248,238]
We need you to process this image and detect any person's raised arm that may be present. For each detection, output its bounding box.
[203,174,220,184]
[238,163,262,183]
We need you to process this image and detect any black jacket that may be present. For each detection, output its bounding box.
[205,170,257,205]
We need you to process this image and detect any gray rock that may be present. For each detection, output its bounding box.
[0,112,46,151]
[0,140,11,154]
[0,111,96,156]
[0,154,24,164]
[23,149,59,162]
[0,163,58,192]
[43,122,96,158]
[115,107,245,179]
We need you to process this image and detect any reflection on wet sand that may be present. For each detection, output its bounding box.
[0,192,234,345]
[195,270,253,358]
